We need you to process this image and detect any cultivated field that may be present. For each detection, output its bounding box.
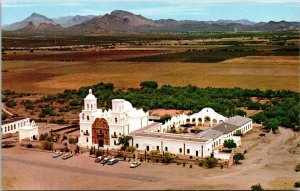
[3,54,299,94]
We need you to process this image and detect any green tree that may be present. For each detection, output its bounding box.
[140,81,158,90]
[251,183,263,191]
[233,153,245,163]
[265,118,279,132]
[205,157,218,168]
[234,130,243,136]
[117,135,132,150]
[223,139,237,150]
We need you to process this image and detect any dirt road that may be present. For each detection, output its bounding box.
[2,127,299,190]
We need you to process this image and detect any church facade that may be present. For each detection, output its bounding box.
[78,89,253,158]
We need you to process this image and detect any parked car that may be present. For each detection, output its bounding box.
[62,153,73,160]
[95,155,105,163]
[130,161,141,168]
[53,151,63,158]
[108,158,118,165]
[100,157,111,164]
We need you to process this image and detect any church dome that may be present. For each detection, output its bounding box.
[84,89,96,100]
[124,101,133,111]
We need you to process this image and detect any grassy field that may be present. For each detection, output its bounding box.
[3,55,299,94]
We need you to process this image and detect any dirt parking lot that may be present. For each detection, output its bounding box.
[2,127,299,190]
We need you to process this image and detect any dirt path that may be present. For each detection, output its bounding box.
[2,103,14,116]
[2,127,299,190]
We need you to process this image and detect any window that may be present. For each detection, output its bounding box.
[115,118,118,123]
[165,147,168,151]
[1,128,2,132]
[14,124,16,129]
[179,148,182,153]
[100,130,103,135]
[86,137,88,142]
[5,127,6,132]
[196,151,199,156]
[156,146,159,151]
[87,116,89,120]
[82,114,84,120]
[187,149,190,154]
[87,104,89,109]
[146,146,150,151]
[114,131,116,136]
[136,144,139,148]
[114,140,116,145]
[91,104,93,109]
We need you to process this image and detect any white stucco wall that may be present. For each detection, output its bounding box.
[1,118,30,135]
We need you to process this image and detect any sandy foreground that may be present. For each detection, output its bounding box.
[2,127,299,190]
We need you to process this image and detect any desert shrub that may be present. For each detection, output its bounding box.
[251,183,263,191]
[295,164,300,172]
[294,182,300,188]
[68,137,77,144]
[149,150,160,156]
[205,157,218,168]
[259,133,266,136]
[40,141,53,151]
[125,146,136,152]
[6,100,16,108]
[162,152,173,163]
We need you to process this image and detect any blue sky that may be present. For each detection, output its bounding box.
[2,0,300,25]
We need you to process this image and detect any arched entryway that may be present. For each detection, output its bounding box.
[92,118,110,148]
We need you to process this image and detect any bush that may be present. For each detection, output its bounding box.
[233,153,245,163]
[95,150,102,157]
[68,137,78,144]
[162,152,173,163]
[294,181,300,188]
[26,143,33,148]
[40,141,53,151]
[6,100,16,108]
[295,164,300,172]
[205,157,218,168]
[149,150,160,156]
[125,146,136,152]
[251,183,263,191]
[259,133,266,136]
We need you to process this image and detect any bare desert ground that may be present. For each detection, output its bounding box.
[2,127,299,190]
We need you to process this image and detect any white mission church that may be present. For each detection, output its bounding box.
[78,89,253,158]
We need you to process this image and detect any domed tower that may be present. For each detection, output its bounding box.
[78,89,98,148]
[84,89,97,111]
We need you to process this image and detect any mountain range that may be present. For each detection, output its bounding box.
[3,10,299,34]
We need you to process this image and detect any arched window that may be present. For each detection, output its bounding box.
[5,127,7,132]
[87,116,90,120]
[87,104,89,109]
[115,118,118,123]
[82,113,84,120]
